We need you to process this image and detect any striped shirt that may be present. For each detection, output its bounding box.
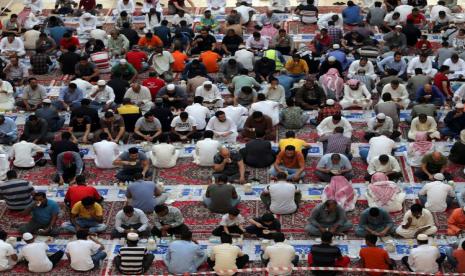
[0,179,34,210]
[118,246,147,274]
[325,133,351,155]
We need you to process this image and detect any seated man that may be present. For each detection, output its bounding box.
[193,130,220,166]
[305,200,352,236]
[280,98,309,129]
[18,192,59,236]
[68,113,92,144]
[206,111,238,143]
[213,147,246,183]
[169,112,200,142]
[133,112,163,143]
[207,234,249,274]
[245,213,281,239]
[340,79,372,109]
[317,114,353,139]
[92,133,120,169]
[64,175,102,209]
[401,233,443,273]
[151,204,190,238]
[414,151,451,181]
[242,111,275,141]
[62,197,107,234]
[195,81,223,108]
[21,115,54,144]
[355,207,395,237]
[0,115,17,145]
[19,232,64,273]
[418,173,455,212]
[364,113,398,141]
[320,127,352,158]
[279,130,310,157]
[240,129,275,168]
[315,153,353,182]
[124,83,154,113]
[262,233,299,272]
[441,103,465,139]
[0,170,34,211]
[113,147,151,182]
[112,205,150,238]
[269,145,305,182]
[55,83,83,111]
[127,172,167,213]
[447,207,465,236]
[395,203,438,238]
[163,230,207,275]
[359,234,394,273]
[10,140,45,169]
[309,231,350,272]
[367,154,402,181]
[54,151,84,185]
[149,140,180,169]
[204,174,240,213]
[260,172,301,215]
[115,232,154,274]
[408,113,441,140]
[65,230,107,272]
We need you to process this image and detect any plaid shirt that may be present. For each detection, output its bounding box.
[327,26,343,45]
[326,133,351,154]
[316,103,342,123]
[30,53,52,75]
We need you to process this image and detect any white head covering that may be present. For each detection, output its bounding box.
[167,84,175,90]
[433,173,445,181]
[127,232,139,241]
[22,233,33,241]
[326,99,335,106]
[417,234,428,241]
[376,113,386,120]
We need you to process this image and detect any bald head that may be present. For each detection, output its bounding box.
[432,151,442,161]
[219,147,230,158]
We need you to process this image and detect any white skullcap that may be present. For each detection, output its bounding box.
[333,44,340,49]
[83,12,92,18]
[417,234,428,241]
[376,113,386,120]
[97,80,106,86]
[127,232,139,241]
[328,56,337,62]
[167,84,175,90]
[203,81,213,86]
[119,59,127,64]
[42,98,52,104]
[22,232,33,241]
[434,173,445,181]
[456,103,464,109]
[395,25,402,29]
[326,99,335,106]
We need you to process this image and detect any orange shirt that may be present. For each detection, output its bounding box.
[447,208,465,235]
[359,247,390,276]
[275,151,304,169]
[137,36,163,48]
[453,248,465,273]
[172,50,189,72]
[199,50,221,73]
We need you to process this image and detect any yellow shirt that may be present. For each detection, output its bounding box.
[284,59,309,75]
[117,104,140,115]
[279,138,307,151]
[71,201,103,219]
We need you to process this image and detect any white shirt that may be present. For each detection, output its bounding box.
[90,85,115,104]
[152,51,174,75]
[366,117,394,134]
[393,4,413,22]
[115,208,149,232]
[79,16,98,31]
[234,5,256,23]
[430,4,451,19]
[401,209,435,229]
[170,115,197,131]
[245,36,269,50]
[150,143,178,168]
[23,29,41,50]
[268,181,297,215]
[93,140,119,169]
[250,100,280,126]
[408,244,440,273]
[317,116,353,138]
[342,84,371,102]
[383,12,402,26]
[220,105,248,124]
[0,37,25,54]
[19,242,53,273]
[443,58,465,73]
[407,57,433,75]
[124,86,152,104]
[0,240,15,271]
[208,0,226,10]
[367,135,395,163]
[171,14,193,26]
[206,117,237,134]
[263,84,285,105]
[317,13,343,29]
[367,154,400,175]
[347,60,375,78]
[419,181,455,212]
[219,213,245,226]
[410,116,437,133]
[185,103,210,130]
[454,83,465,101]
[210,243,244,275]
[194,138,220,166]
[381,83,409,101]
[11,141,44,168]
[65,239,101,271]
[71,78,94,98]
[263,242,296,276]
[234,49,255,71]
[195,85,222,102]
[117,0,135,13]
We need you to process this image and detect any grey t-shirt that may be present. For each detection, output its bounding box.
[206,184,236,213]
[127,180,157,213]
[22,85,47,105]
[367,7,386,26]
[119,151,148,171]
[437,47,456,66]
[135,117,162,132]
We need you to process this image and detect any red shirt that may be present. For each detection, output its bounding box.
[315,34,332,47]
[143,77,165,100]
[64,185,102,208]
[79,0,96,11]
[126,51,147,71]
[406,13,426,24]
[415,40,432,50]
[434,72,452,97]
[60,37,80,50]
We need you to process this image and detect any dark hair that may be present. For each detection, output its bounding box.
[261,213,275,222]
[369,207,380,217]
[6,170,17,179]
[123,205,134,214]
[154,204,168,213]
[285,145,296,151]
[321,231,333,243]
[228,208,240,216]
[180,111,188,120]
[365,234,377,244]
[81,196,95,206]
[252,111,263,119]
[332,114,341,121]
[276,172,288,180]
[215,110,225,117]
[61,131,72,140]
[379,154,389,163]
[255,128,265,138]
[257,93,266,101]
[76,175,86,185]
[81,98,91,106]
[286,98,295,107]
[241,86,253,94]
[0,230,7,241]
[439,65,449,72]
[390,79,399,85]
[374,1,382,6]
[33,192,46,199]
[128,147,139,154]
[461,240,465,250]
[273,232,285,242]
[204,130,214,139]
[285,130,295,138]
[76,229,89,240]
[217,174,228,183]
[410,203,423,213]
[330,153,341,161]
[414,68,423,75]
[181,230,193,240]
[221,233,233,243]
[382,92,392,101]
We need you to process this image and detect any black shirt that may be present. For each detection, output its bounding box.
[402,24,421,46]
[120,28,140,48]
[192,34,216,52]
[253,216,281,232]
[222,35,243,53]
[71,106,100,131]
[69,116,91,132]
[59,51,80,75]
[150,107,174,132]
[107,77,130,104]
[310,243,342,276]
[213,152,243,177]
[50,140,79,164]
[242,139,275,168]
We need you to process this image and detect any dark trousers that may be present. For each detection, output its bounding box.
[275,46,291,56]
[114,254,154,273]
[245,225,279,239]
[53,163,85,183]
[169,131,202,142]
[212,225,244,236]
[116,167,153,182]
[207,254,249,269]
[414,169,452,181]
[151,224,190,238]
[401,254,445,271]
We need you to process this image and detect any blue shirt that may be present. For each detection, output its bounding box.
[47,26,73,44]
[359,208,393,230]
[59,87,83,104]
[377,56,407,76]
[342,5,362,24]
[31,199,60,225]
[276,74,294,98]
[0,117,17,137]
[126,180,158,213]
[164,240,206,274]
[415,85,446,105]
[316,153,352,171]
[328,50,350,69]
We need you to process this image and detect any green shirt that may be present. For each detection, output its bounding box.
[422,153,447,173]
